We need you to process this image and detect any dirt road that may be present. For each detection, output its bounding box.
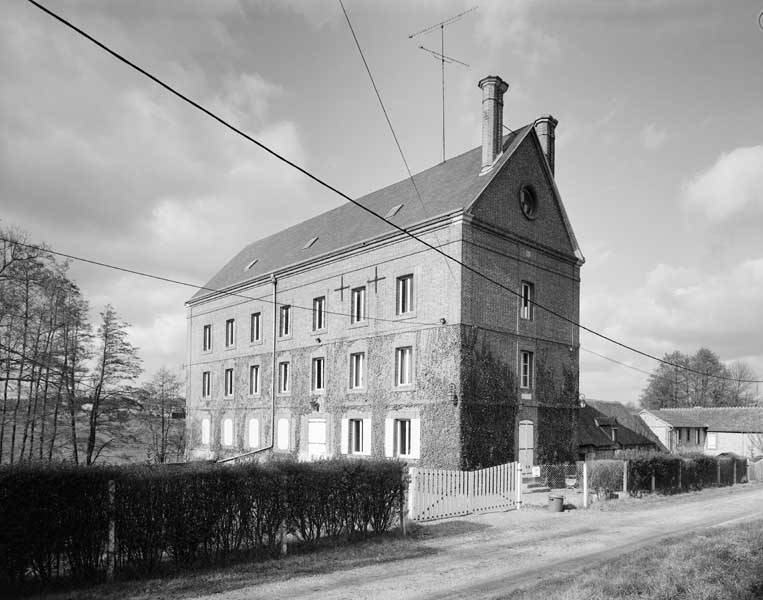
[192,484,763,600]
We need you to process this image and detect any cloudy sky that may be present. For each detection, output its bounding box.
[2,0,762,404]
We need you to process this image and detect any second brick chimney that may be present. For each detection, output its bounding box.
[478,75,509,173]
[534,114,558,175]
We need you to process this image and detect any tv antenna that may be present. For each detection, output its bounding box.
[409,6,477,163]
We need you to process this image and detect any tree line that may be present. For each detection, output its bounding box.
[0,226,184,465]
[640,348,760,409]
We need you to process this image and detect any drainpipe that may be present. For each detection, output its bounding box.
[218,272,278,464]
[269,273,278,450]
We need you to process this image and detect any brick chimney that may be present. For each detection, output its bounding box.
[478,75,509,173]
[534,114,558,175]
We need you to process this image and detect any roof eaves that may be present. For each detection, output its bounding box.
[186,207,464,306]
[462,125,534,215]
[529,129,585,265]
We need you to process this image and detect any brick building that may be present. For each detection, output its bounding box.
[185,75,584,469]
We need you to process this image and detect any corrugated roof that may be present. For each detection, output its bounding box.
[655,407,763,433]
[189,126,535,302]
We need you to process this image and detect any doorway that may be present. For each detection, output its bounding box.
[518,420,534,474]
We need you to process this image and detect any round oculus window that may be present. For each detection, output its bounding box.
[519,186,538,219]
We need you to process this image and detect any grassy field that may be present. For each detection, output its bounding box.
[508,517,763,600]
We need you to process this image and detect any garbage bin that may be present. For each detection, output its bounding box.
[548,495,564,512]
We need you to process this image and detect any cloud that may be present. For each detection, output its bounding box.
[683,145,763,221]
[641,123,667,149]
[475,1,560,66]
[0,2,322,381]
[580,258,763,403]
[583,259,763,364]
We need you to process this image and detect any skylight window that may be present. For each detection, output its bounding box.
[303,236,319,249]
[385,203,403,218]
[245,259,258,270]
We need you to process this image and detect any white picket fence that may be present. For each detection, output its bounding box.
[408,462,522,521]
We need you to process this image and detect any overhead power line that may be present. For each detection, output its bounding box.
[338,0,456,283]
[0,237,441,328]
[21,0,763,385]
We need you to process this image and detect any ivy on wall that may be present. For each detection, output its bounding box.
[535,347,579,463]
[460,328,518,469]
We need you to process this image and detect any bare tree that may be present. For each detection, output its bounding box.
[138,367,185,463]
[640,349,760,409]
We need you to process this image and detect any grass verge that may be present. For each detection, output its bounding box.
[17,532,434,600]
[506,517,763,600]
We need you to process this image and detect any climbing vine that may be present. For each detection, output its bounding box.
[459,328,518,469]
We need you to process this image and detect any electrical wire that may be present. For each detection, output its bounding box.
[20,0,763,385]
[0,237,441,327]
[338,0,457,284]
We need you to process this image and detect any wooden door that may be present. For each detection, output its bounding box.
[518,420,534,474]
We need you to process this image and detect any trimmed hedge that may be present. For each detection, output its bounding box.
[0,458,405,587]
[626,453,748,495]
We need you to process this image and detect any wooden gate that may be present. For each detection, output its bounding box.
[408,462,521,521]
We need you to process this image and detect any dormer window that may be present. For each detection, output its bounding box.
[385,203,403,218]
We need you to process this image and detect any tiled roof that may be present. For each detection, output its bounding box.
[578,405,660,450]
[577,406,617,449]
[588,400,666,450]
[648,410,707,428]
[655,407,763,433]
[190,126,536,302]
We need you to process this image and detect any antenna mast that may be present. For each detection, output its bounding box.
[409,6,477,163]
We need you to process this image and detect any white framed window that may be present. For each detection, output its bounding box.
[277,417,290,450]
[384,417,421,459]
[279,305,291,337]
[249,365,260,395]
[250,312,261,342]
[201,371,211,398]
[313,296,326,331]
[341,417,371,455]
[350,352,365,389]
[202,324,212,351]
[396,274,414,315]
[351,287,366,323]
[222,418,234,447]
[349,419,364,454]
[224,367,234,397]
[521,282,534,320]
[520,351,534,389]
[248,418,259,448]
[396,419,411,456]
[307,418,327,458]
[395,346,413,386]
[225,318,235,347]
[201,417,210,445]
[278,361,290,393]
[312,357,325,391]
[707,432,717,450]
